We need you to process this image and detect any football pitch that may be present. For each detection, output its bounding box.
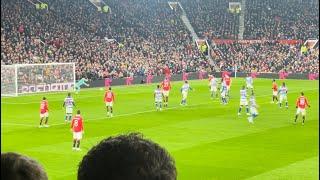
[1,78,319,180]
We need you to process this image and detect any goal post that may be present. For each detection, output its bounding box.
[1,63,76,96]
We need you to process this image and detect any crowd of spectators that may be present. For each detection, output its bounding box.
[1,0,319,82]
[244,0,319,39]
[212,41,319,74]
[1,0,207,81]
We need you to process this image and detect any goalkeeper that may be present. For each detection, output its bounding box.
[75,78,90,93]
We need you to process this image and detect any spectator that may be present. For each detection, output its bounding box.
[78,133,177,180]
[1,152,48,180]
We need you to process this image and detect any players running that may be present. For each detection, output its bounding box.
[248,92,259,124]
[154,85,164,111]
[75,78,90,94]
[278,82,288,109]
[161,77,171,108]
[294,92,310,125]
[104,87,115,117]
[39,97,49,128]
[180,81,192,106]
[71,110,84,151]
[209,75,218,99]
[238,86,250,116]
[63,93,76,122]
[246,74,254,90]
[271,79,279,103]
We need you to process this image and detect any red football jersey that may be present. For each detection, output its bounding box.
[104,91,115,102]
[272,83,278,92]
[296,96,309,109]
[40,100,48,114]
[224,76,231,86]
[162,80,171,91]
[71,115,84,132]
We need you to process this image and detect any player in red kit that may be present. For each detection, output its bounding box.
[223,75,231,97]
[71,110,84,151]
[104,87,115,117]
[294,92,310,125]
[161,78,171,108]
[271,79,279,103]
[39,97,49,128]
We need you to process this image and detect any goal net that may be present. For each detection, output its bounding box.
[1,63,75,96]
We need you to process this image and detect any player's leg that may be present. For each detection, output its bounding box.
[159,101,162,110]
[77,139,81,149]
[238,104,243,115]
[294,109,300,124]
[39,116,44,127]
[44,113,49,127]
[301,110,306,125]
[279,96,282,108]
[72,138,77,149]
[245,105,250,115]
[110,104,113,117]
[285,96,288,108]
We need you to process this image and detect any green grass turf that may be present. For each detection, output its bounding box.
[1,78,319,180]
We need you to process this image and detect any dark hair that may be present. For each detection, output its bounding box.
[301,92,304,96]
[42,97,46,100]
[68,92,71,96]
[109,87,112,90]
[1,152,48,180]
[157,85,160,88]
[77,110,81,114]
[78,133,176,180]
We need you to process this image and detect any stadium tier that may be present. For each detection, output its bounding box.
[1,0,319,179]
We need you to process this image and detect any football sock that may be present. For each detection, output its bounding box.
[279,103,282,107]
[40,118,43,125]
[45,118,48,124]
[294,115,298,122]
[246,107,249,113]
[238,108,242,113]
[73,140,76,147]
[77,141,80,148]
[65,115,68,120]
[285,102,288,107]
[302,117,305,123]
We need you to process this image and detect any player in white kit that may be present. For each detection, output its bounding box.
[180,81,192,106]
[209,76,218,99]
[63,93,76,122]
[248,92,259,124]
[154,85,164,111]
[278,82,288,109]
[220,80,228,105]
[246,74,254,90]
[238,86,250,116]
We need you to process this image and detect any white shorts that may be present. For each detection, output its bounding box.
[40,112,49,118]
[155,98,162,103]
[66,107,73,114]
[182,91,188,99]
[279,95,287,103]
[210,86,217,92]
[163,90,170,97]
[250,107,258,115]
[227,85,230,91]
[247,84,253,89]
[240,99,248,106]
[296,108,306,116]
[73,132,83,140]
[105,102,113,107]
[273,91,278,96]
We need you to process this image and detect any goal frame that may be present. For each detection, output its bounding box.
[1,62,76,96]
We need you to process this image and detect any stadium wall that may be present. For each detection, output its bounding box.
[87,72,318,88]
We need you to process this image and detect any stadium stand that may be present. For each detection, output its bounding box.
[1,0,319,81]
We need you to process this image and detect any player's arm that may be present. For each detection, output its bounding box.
[112,94,115,103]
[306,98,310,108]
[295,98,299,108]
[73,102,76,107]
[70,119,74,132]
